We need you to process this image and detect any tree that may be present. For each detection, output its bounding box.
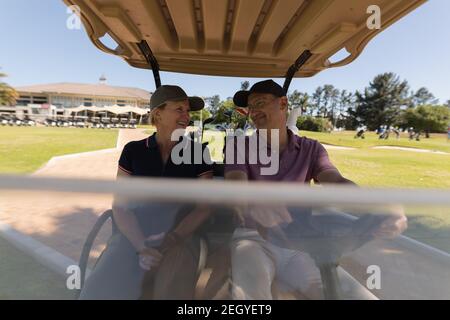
[410,87,438,107]
[204,95,221,116]
[213,99,235,124]
[311,86,324,116]
[445,100,450,108]
[353,73,410,130]
[337,90,354,116]
[213,98,247,128]
[311,85,339,122]
[0,71,18,106]
[190,108,212,122]
[288,90,309,113]
[296,116,331,132]
[400,105,450,135]
[322,84,340,126]
[336,90,357,129]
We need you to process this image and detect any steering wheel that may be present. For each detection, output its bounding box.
[266,209,391,265]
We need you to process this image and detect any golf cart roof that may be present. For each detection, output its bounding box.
[63,0,426,78]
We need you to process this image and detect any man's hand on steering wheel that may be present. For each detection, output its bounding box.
[372,205,408,239]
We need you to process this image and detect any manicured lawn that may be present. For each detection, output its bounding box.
[0,236,73,299]
[402,205,450,253]
[300,130,450,153]
[202,129,450,188]
[300,131,450,252]
[1,126,448,254]
[0,126,118,174]
[327,148,450,188]
[295,130,450,188]
[201,129,450,252]
[203,130,226,161]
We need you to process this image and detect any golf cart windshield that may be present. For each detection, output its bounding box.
[3,0,445,302]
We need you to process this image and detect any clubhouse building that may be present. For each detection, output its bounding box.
[2,76,151,120]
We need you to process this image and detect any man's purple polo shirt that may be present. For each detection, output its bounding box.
[224,129,336,183]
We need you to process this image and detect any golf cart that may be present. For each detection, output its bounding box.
[129,118,138,129]
[110,117,120,128]
[90,116,102,128]
[63,0,435,300]
[100,116,110,128]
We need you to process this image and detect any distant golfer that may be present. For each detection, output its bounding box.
[379,125,390,140]
[392,126,400,139]
[354,125,366,139]
[408,127,415,140]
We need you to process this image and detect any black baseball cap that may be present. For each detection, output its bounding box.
[150,85,204,111]
[233,80,285,108]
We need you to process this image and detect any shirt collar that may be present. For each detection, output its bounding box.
[146,132,158,149]
[287,128,301,151]
[146,132,188,149]
[255,128,300,152]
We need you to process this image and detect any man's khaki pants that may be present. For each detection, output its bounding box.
[230,228,324,300]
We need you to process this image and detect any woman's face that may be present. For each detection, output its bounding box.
[155,99,191,133]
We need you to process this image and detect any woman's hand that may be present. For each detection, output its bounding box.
[138,247,163,271]
[138,232,165,271]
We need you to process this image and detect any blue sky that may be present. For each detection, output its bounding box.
[0,0,449,103]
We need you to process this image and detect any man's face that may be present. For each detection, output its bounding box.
[247,93,287,130]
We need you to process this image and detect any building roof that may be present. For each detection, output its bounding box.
[15,82,151,100]
[70,105,148,115]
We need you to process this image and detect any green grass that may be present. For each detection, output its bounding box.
[302,131,450,252]
[9,126,442,191]
[294,130,450,188]
[203,130,226,161]
[300,130,450,153]
[201,130,450,188]
[0,126,118,174]
[0,236,73,299]
[201,129,450,252]
[0,127,448,254]
[402,206,450,253]
[327,148,450,188]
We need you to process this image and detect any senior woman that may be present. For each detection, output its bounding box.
[80,85,213,300]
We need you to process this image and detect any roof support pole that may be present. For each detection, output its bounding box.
[137,40,162,89]
[282,50,312,95]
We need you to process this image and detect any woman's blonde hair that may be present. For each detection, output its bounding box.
[149,104,166,125]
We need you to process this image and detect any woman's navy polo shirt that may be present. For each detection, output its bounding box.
[118,132,213,178]
[117,132,213,238]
